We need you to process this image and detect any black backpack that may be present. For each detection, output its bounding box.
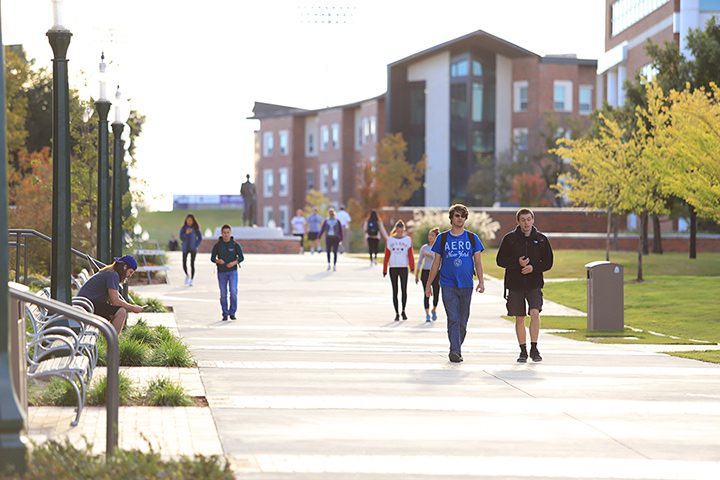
[366,220,379,236]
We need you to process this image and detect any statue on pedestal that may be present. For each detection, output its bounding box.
[240,174,257,226]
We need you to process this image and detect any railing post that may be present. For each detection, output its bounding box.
[14,231,19,284]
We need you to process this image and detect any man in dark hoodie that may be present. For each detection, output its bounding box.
[210,224,245,321]
[496,208,553,363]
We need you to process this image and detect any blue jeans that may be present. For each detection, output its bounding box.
[441,286,473,354]
[217,270,238,316]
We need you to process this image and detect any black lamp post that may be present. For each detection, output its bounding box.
[111,86,128,259]
[0,3,30,474]
[95,53,111,263]
[47,0,72,303]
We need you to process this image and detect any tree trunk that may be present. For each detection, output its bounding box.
[641,213,649,255]
[605,209,612,261]
[611,214,619,250]
[690,205,697,259]
[652,215,663,254]
[637,229,644,282]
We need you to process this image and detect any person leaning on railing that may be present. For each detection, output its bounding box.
[77,255,144,334]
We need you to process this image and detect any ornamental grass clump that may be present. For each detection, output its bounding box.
[146,377,193,407]
[86,371,135,406]
[150,336,194,368]
[411,209,500,249]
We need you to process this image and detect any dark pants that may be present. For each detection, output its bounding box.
[326,236,340,265]
[367,238,379,260]
[420,269,440,310]
[442,287,473,355]
[182,250,197,278]
[389,267,409,314]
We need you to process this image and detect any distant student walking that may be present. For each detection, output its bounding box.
[318,208,343,271]
[383,220,415,321]
[363,210,384,265]
[306,207,324,254]
[179,214,203,286]
[210,224,245,321]
[290,209,307,254]
[425,204,485,363]
[496,208,554,363]
[416,227,441,322]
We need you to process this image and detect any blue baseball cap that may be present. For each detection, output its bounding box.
[114,255,138,270]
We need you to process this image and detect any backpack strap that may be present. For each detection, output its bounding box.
[440,231,449,255]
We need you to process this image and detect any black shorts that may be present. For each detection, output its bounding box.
[506,288,543,317]
[307,232,319,241]
[91,300,121,321]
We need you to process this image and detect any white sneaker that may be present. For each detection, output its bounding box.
[188,278,193,286]
[333,265,336,271]
[185,275,190,285]
[327,264,331,271]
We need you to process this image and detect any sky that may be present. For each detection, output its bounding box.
[2,0,605,211]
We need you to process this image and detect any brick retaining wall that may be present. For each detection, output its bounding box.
[198,238,300,254]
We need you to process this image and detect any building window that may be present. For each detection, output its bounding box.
[306,169,314,191]
[278,206,289,233]
[331,123,340,149]
[553,80,573,112]
[640,63,659,82]
[307,133,315,155]
[471,83,484,122]
[263,206,274,227]
[513,128,529,157]
[369,116,377,141]
[410,85,425,126]
[278,168,288,197]
[331,163,339,192]
[472,60,483,76]
[514,81,529,112]
[320,164,329,193]
[279,130,288,155]
[262,132,274,157]
[611,0,670,36]
[451,84,467,120]
[263,169,274,197]
[579,85,593,115]
[472,130,494,153]
[362,117,370,144]
[355,123,363,150]
[451,58,469,77]
[320,125,329,151]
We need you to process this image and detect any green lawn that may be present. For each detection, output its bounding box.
[480,248,720,280]
[665,350,720,364]
[137,209,242,246]
[542,276,720,344]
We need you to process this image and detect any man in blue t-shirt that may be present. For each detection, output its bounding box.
[425,204,485,363]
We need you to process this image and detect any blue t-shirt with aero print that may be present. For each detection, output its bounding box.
[431,230,484,288]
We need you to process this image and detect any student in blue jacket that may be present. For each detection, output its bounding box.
[210,224,245,321]
[180,214,203,286]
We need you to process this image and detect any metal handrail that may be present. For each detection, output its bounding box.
[9,286,119,457]
[7,229,106,284]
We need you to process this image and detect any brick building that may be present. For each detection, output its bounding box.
[251,29,597,231]
[598,0,720,106]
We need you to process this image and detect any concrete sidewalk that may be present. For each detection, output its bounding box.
[132,250,720,479]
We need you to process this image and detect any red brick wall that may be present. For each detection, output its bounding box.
[550,235,720,253]
[198,238,301,254]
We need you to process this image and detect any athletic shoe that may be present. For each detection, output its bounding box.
[333,265,336,271]
[230,315,237,320]
[188,278,193,287]
[530,349,543,362]
[401,311,407,320]
[517,351,528,363]
[449,351,463,363]
[185,275,190,286]
[327,264,331,271]
[431,311,437,321]
[222,315,228,322]
[394,314,400,322]
[425,313,431,322]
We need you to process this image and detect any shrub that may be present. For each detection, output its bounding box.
[0,440,233,479]
[145,377,193,407]
[118,337,150,366]
[150,336,194,368]
[128,290,169,313]
[27,378,77,407]
[125,319,158,345]
[411,209,501,249]
[86,371,136,406]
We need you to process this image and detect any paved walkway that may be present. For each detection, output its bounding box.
[129,251,719,479]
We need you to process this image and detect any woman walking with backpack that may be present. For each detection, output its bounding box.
[318,208,343,271]
[362,210,384,265]
[383,220,415,321]
[416,227,441,322]
[179,213,203,286]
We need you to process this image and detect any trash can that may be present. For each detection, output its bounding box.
[585,261,624,331]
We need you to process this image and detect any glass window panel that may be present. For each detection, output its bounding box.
[472,60,483,76]
[451,84,467,120]
[472,83,483,122]
[451,59,469,77]
[554,84,566,111]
